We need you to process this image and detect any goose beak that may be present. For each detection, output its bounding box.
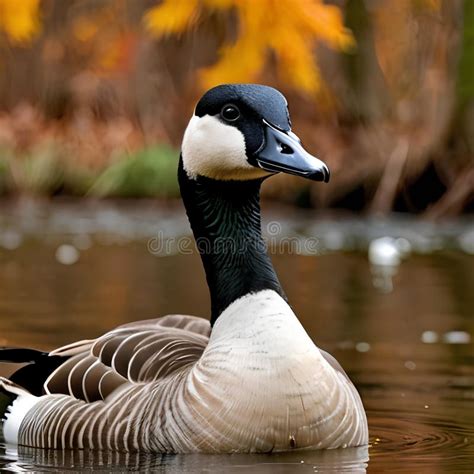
[251,120,330,182]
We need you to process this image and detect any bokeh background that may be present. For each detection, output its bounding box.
[0,0,472,216]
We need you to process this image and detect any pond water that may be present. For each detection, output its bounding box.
[0,201,473,472]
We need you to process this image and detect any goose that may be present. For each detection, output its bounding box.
[0,84,368,453]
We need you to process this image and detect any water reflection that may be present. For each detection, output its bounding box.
[368,236,412,293]
[0,444,369,473]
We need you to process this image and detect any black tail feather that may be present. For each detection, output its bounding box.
[0,348,67,396]
[0,386,17,421]
[0,348,49,363]
[0,379,19,442]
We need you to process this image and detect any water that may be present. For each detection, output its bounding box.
[0,201,473,472]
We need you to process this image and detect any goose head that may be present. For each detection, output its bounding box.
[181,84,330,183]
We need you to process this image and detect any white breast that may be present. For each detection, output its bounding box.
[207,289,323,363]
[179,290,368,452]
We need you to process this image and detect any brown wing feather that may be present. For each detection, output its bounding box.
[111,314,211,336]
[44,315,210,402]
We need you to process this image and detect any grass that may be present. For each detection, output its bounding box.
[0,155,8,195]
[89,146,180,198]
[0,144,181,199]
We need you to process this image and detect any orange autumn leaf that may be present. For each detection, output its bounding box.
[144,0,200,37]
[144,0,354,94]
[0,0,40,44]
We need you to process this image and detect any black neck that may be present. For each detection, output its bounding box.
[178,158,286,325]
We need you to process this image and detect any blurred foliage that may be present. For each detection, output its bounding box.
[0,0,471,215]
[0,0,40,44]
[458,0,474,107]
[8,144,64,195]
[0,154,8,194]
[0,144,179,198]
[89,146,180,198]
[145,0,354,93]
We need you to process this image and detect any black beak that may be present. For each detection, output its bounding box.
[250,120,330,182]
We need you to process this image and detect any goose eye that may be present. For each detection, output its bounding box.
[221,104,240,122]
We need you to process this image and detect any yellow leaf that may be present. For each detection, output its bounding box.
[0,0,40,44]
[144,0,200,37]
[200,38,267,87]
[203,0,235,8]
[272,31,321,93]
[298,0,354,50]
[144,0,354,94]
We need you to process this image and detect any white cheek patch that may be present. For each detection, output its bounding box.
[181,115,271,181]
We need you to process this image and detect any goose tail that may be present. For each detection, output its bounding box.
[0,377,40,445]
[0,347,67,396]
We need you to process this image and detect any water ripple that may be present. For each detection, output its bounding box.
[369,412,474,471]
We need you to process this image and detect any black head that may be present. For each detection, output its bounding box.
[181,84,330,182]
[195,84,291,156]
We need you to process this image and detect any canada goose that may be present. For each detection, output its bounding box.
[0,84,368,453]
